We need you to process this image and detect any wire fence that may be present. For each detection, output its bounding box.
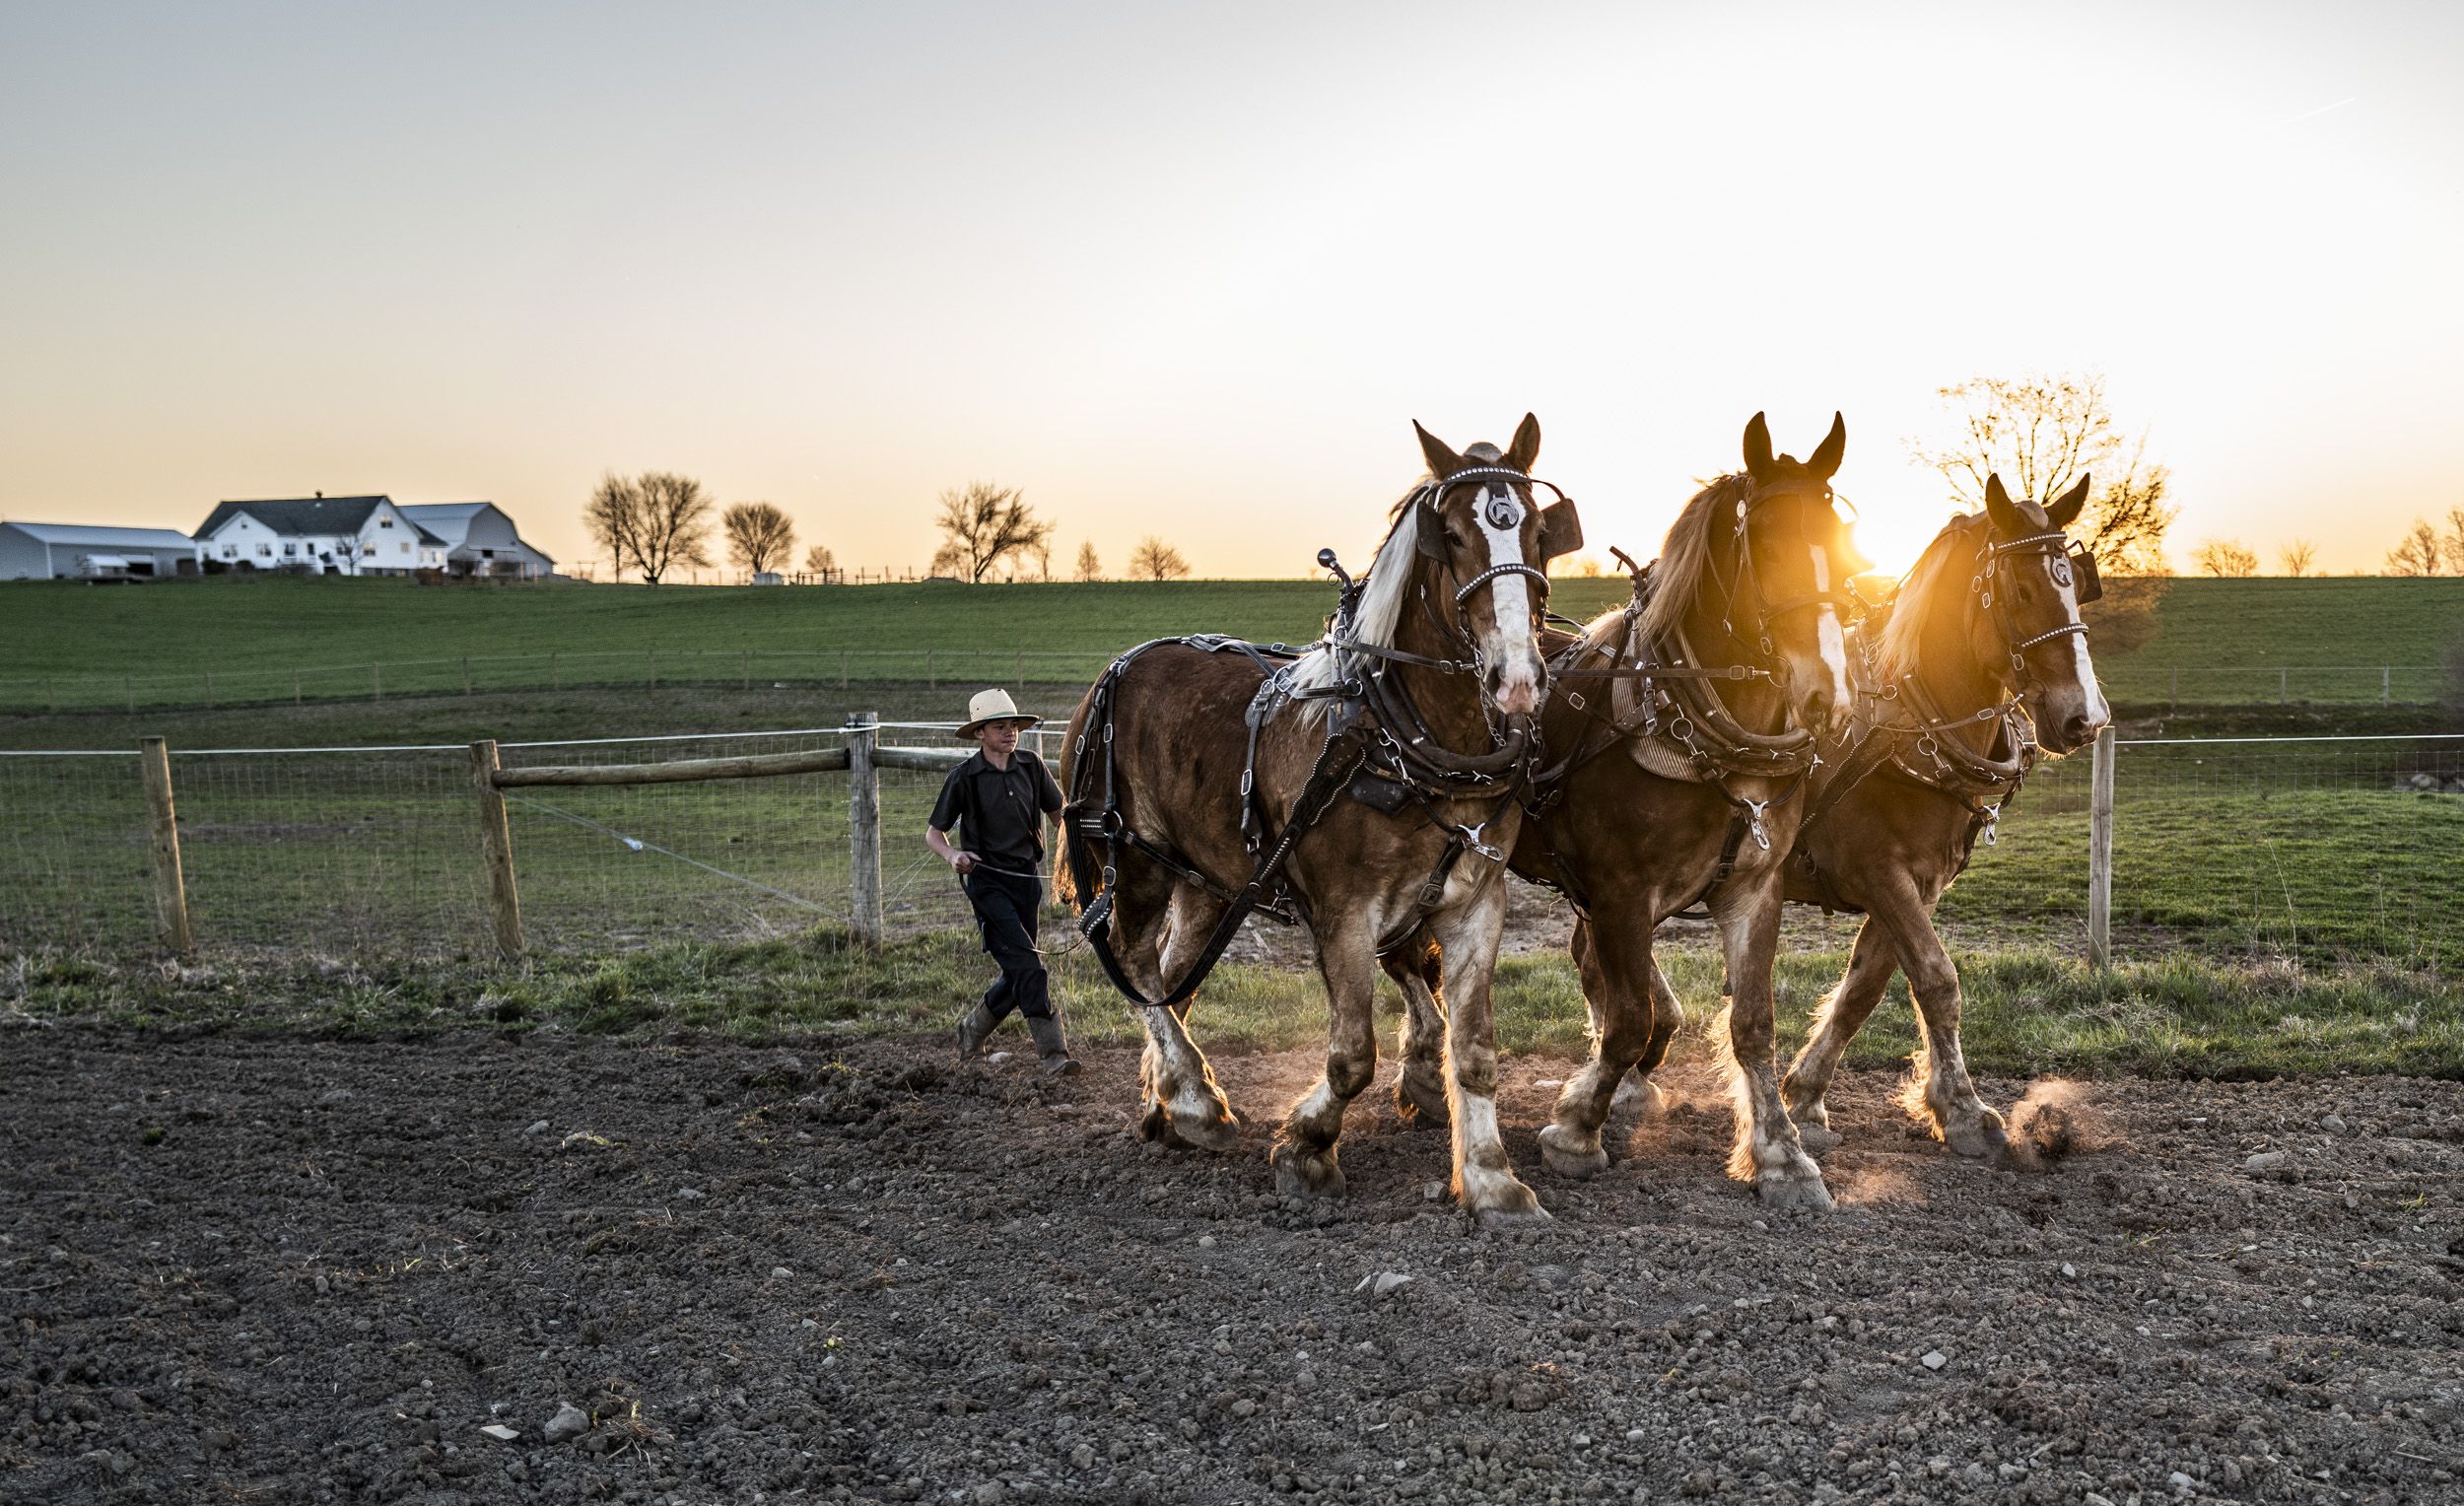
[3,725,2460,971]
[1,650,2449,716]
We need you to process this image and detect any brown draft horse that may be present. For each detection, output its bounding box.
[1387,413,1861,1208]
[1059,417,1581,1225]
[1750,473,2115,1154]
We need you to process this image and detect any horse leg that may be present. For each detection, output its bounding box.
[1608,940,1682,1122]
[1433,881,1546,1226]
[1780,917,1899,1153]
[1715,873,1832,1209]
[1383,932,1451,1130]
[1539,915,1659,1178]
[1129,884,1241,1153]
[1869,877,2005,1157]
[1272,920,1380,1198]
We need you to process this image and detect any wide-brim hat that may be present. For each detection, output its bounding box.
[956,687,1042,740]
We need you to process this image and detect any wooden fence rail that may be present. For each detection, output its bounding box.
[471,719,964,954]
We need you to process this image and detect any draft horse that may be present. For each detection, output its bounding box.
[1385,412,1861,1208]
[1060,416,1582,1224]
[1762,473,2114,1154]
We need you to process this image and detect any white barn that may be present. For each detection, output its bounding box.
[0,522,201,581]
[394,503,556,578]
[191,495,446,576]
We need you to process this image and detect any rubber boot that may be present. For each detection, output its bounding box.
[1026,1014,1080,1077]
[955,1002,1000,1061]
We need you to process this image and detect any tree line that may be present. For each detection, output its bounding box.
[582,475,1191,584]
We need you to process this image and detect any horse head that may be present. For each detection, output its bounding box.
[1980,473,2111,753]
[1403,413,1583,719]
[1733,411,1860,736]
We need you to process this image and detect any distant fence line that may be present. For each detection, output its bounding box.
[0,650,2451,717]
[3,725,2460,973]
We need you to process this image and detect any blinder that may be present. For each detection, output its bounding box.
[2066,544,2103,605]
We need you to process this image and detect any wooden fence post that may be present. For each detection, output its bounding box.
[468,739,525,958]
[2088,725,2115,972]
[848,714,882,946]
[139,737,192,955]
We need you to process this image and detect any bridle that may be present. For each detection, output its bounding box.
[1324,463,1571,685]
[1711,475,1861,662]
[1847,513,2103,832]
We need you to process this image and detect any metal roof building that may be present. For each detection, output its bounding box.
[0,522,200,581]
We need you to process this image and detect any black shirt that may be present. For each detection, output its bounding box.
[929,749,1065,868]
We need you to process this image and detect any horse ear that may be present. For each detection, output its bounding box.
[1742,412,1774,476]
[1537,500,1584,562]
[2047,472,2091,529]
[1983,473,2023,534]
[1414,421,1464,480]
[1808,412,1846,480]
[1504,412,1541,473]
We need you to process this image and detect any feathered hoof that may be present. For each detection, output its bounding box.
[1537,1125,1608,1179]
[1269,1141,1345,1198]
[1471,1184,1552,1230]
[1944,1109,2009,1160]
[1609,1073,1668,1121]
[1755,1166,1836,1212]
[1144,1098,1241,1153]
[1795,1123,1843,1156]
[1394,1068,1451,1130]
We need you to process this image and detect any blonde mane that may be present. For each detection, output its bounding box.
[1286,491,1424,699]
[1872,512,1987,683]
[1639,472,1754,643]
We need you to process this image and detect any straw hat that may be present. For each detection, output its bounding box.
[956,687,1041,739]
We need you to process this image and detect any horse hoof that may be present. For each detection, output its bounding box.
[1756,1171,1836,1212]
[1137,1099,1171,1143]
[1795,1123,1842,1156]
[1173,1111,1243,1155]
[1609,1074,1667,1120]
[1472,1195,1552,1231]
[1395,1074,1451,1130]
[1537,1125,1608,1179]
[1269,1143,1345,1198]
[1945,1113,2009,1160]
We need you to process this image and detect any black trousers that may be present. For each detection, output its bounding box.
[965,868,1051,1022]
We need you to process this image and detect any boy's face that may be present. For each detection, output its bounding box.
[977,719,1024,757]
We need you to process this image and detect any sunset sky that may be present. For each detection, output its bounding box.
[3,2,2459,580]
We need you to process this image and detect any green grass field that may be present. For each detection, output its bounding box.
[12,927,2460,1080]
[3,573,2459,714]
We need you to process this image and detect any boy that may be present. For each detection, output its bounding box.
[925,689,1078,1075]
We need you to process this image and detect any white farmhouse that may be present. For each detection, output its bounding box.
[192,494,445,576]
[393,503,556,579]
[0,522,201,581]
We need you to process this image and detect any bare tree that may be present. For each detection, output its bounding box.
[2190,539,2259,578]
[2445,507,2464,574]
[1909,373,2178,653]
[803,543,836,577]
[1128,536,1190,581]
[932,482,1055,584]
[584,471,715,585]
[928,542,967,579]
[721,502,796,576]
[1908,374,2177,575]
[2277,539,2317,578]
[1074,541,1102,582]
[2387,519,2446,577]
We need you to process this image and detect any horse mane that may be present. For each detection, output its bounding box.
[1872,511,1987,684]
[1288,442,1505,700]
[1639,472,1754,643]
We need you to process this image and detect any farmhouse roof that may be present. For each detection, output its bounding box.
[194,496,392,539]
[394,502,495,547]
[0,522,201,550]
